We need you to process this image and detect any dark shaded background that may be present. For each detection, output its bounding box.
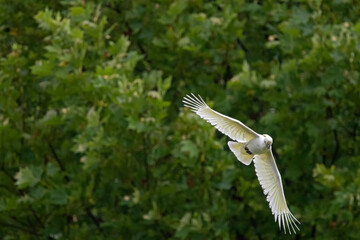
[1,0,360,239]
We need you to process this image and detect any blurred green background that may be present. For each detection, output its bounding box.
[1,0,360,239]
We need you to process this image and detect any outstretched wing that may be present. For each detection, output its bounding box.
[182,93,258,142]
[254,150,300,234]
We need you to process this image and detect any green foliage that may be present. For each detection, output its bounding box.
[0,0,360,239]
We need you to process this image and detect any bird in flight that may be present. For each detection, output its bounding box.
[182,93,300,234]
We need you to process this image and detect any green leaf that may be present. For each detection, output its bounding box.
[175,212,191,239]
[30,186,47,199]
[180,140,199,159]
[38,109,62,126]
[71,27,84,40]
[126,116,147,133]
[49,188,68,205]
[31,60,54,77]
[70,7,85,17]
[46,162,60,177]
[168,0,188,17]
[15,167,41,189]
[87,107,100,128]
[109,35,130,56]
[80,155,99,170]
[217,167,239,190]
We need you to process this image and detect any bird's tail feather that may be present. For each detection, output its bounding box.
[228,141,254,165]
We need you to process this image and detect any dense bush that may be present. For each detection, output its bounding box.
[1,1,360,239]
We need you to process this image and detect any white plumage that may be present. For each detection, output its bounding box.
[183,93,300,234]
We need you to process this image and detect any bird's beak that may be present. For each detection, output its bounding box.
[266,142,271,149]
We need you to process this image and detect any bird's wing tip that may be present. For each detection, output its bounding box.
[183,93,208,111]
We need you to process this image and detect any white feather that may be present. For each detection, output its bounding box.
[182,93,258,142]
[254,150,300,234]
[182,93,300,234]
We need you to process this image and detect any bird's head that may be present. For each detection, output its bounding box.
[263,134,273,149]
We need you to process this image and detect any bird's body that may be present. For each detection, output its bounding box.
[246,134,272,155]
[182,93,300,234]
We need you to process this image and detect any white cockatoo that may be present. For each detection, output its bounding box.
[183,93,300,234]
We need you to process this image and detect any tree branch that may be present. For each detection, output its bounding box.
[236,37,250,64]
[311,224,317,238]
[29,206,45,228]
[142,135,150,189]
[0,221,39,236]
[47,140,65,171]
[47,139,70,182]
[85,207,103,233]
[330,130,339,166]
